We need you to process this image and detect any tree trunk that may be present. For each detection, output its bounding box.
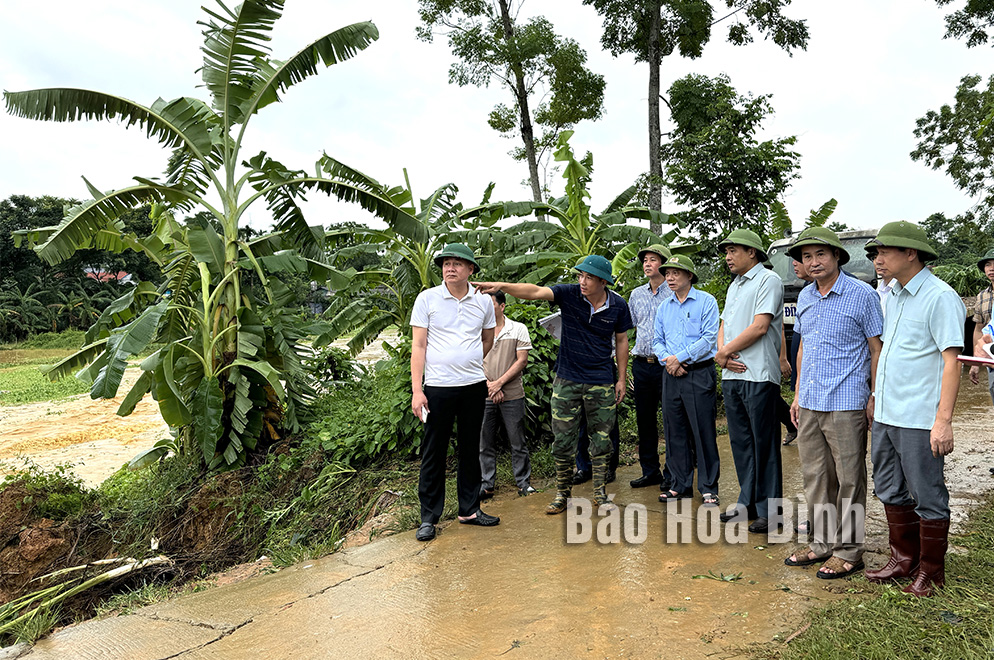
[498,0,543,204]
[647,0,663,233]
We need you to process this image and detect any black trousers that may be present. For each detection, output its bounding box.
[632,358,664,477]
[723,379,783,518]
[662,364,720,494]
[419,381,486,524]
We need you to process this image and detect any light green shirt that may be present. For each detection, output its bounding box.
[720,263,784,385]
[875,268,965,429]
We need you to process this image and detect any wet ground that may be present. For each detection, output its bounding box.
[9,375,993,659]
[0,334,399,488]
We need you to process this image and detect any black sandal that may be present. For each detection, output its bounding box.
[658,489,692,502]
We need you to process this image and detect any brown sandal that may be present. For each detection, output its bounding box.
[816,556,864,579]
[784,546,831,567]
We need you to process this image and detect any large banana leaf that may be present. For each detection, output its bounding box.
[192,377,225,464]
[42,339,109,382]
[35,185,195,265]
[91,301,168,399]
[244,21,379,117]
[117,370,154,416]
[199,0,282,124]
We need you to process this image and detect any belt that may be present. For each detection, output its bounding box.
[633,355,657,364]
[683,360,713,372]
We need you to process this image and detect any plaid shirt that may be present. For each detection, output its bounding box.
[795,273,883,412]
[974,285,993,327]
[629,281,672,357]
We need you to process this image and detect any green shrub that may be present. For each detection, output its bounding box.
[1,461,93,521]
[13,330,86,350]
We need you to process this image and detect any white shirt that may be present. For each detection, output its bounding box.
[411,283,496,387]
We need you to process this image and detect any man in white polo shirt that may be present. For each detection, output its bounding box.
[411,244,499,542]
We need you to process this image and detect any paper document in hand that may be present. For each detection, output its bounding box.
[539,312,562,342]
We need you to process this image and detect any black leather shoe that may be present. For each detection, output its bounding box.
[572,469,591,485]
[630,473,663,488]
[719,506,756,523]
[748,517,782,534]
[416,523,436,541]
[459,510,500,526]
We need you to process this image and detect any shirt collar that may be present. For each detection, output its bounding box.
[893,267,930,297]
[667,286,698,304]
[441,282,475,301]
[588,291,611,315]
[738,262,766,281]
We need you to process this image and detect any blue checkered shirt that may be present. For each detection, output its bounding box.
[795,273,883,412]
[629,281,672,357]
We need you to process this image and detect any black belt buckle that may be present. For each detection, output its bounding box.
[636,355,656,364]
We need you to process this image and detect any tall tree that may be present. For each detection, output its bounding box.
[582,0,808,223]
[660,73,800,242]
[417,1,606,202]
[935,0,994,47]
[5,1,424,469]
[911,74,994,222]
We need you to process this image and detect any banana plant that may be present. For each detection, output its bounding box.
[457,130,688,295]
[315,158,476,355]
[4,1,426,469]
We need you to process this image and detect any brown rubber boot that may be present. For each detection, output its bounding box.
[591,454,612,507]
[546,457,574,515]
[865,504,920,583]
[903,518,950,597]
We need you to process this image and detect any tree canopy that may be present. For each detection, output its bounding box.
[912,74,994,222]
[659,73,800,242]
[417,0,605,202]
[582,0,808,216]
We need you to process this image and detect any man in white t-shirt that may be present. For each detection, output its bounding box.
[411,244,498,542]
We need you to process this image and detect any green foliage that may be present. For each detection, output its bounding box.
[417,1,605,199]
[459,131,679,291]
[912,74,994,223]
[933,263,989,297]
[1,461,93,521]
[660,73,801,242]
[503,302,558,439]
[582,0,809,63]
[3,3,424,470]
[303,345,364,385]
[308,342,421,464]
[936,0,994,48]
[764,491,994,660]
[920,211,994,269]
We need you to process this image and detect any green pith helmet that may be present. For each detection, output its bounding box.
[637,243,672,263]
[717,228,768,262]
[433,243,480,273]
[978,247,994,273]
[662,254,699,284]
[573,254,615,285]
[787,226,850,266]
[863,221,938,262]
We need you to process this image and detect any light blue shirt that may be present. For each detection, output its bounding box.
[630,281,673,357]
[652,287,719,365]
[795,272,883,412]
[720,263,784,385]
[875,268,966,429]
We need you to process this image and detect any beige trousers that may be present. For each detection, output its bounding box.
[797,408,868,563]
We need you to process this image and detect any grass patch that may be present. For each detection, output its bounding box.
[1,331,86,351]
[756,493,994,660]
[0,364,89,405]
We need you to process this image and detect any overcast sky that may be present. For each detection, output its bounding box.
[1,1,989,237]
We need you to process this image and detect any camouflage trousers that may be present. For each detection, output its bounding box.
[551,377,616,461]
